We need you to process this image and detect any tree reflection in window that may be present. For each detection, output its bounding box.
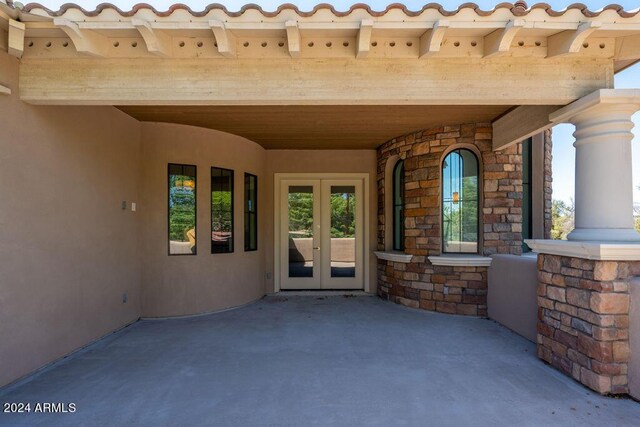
[211,167,234,254]
[169,164,196,255]
[442,149,479,253]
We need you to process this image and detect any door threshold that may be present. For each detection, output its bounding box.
[271,290,371,297]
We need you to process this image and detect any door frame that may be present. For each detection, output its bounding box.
[274,173,370,293]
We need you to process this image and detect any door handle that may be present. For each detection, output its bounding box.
[314,247,320,250]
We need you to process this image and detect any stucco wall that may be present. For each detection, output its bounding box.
[487,254,538,342]
[264,150,378,293]
[0,52,142,387]
[139,123,267,317]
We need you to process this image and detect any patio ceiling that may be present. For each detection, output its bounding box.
[117,105,512,149]
[5,2,639,106]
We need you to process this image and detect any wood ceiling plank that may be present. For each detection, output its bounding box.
[117,105,511,149]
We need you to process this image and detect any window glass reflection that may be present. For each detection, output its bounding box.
[330,186,356,278]
[442,149,479,253]
[169,164,196,255]
[288,186,314,278]
[212,167,234,254]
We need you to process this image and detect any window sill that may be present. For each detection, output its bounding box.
[374,251,413,263]
[428,255,492,267]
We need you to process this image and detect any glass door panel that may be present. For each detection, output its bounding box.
[329,186,356,278]
[280,180,320,289]
[321,180,363,289]
[288,185,314,278]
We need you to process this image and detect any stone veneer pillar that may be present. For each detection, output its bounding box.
[536,254,636,394]
[529,89,640,396]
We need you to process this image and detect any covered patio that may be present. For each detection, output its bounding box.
[2,0,640,417]
[2,295,640,426]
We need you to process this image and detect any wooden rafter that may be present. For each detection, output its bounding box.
[8,19,25,58]
[483,19,525,58]
[209,20,236,58]
[419,20,449,58]
[53,18,107,57]
[547,21,602,58]
[285,20,301,58]
[132,19,171,57]
[356,19,373,59]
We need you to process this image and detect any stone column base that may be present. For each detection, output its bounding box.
[536,253,638,394]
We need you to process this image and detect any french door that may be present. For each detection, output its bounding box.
[279,178,364,290]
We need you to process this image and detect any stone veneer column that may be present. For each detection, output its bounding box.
[529,89,640,396]
[549,89,640,242]
[537,254,635,394]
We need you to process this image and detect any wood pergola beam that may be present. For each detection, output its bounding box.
[615,34,640,61]
[492,105,560,151]
[18,57,609,106]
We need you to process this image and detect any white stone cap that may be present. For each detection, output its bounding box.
[374,251,413,263]
[525,239,640,261]
[428,255,492,267]
[550,89,640,123]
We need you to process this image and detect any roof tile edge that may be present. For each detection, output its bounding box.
[9,2,640,19]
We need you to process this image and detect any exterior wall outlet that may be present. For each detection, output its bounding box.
[266,272,272,280]
[122,293,128,303]
[131,202,136,212]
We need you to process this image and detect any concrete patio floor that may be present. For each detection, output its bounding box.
[1,295,639,426]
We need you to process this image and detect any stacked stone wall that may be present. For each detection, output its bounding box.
[537,254,639,394]
[376,123,523,315]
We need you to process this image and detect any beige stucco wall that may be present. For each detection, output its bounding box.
[139,122,267,317]
[0,50,382,385]
[265,150,378,293]
[0,52,142,387]
[487,254,539,342]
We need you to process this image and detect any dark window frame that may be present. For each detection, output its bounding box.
[392,159,405,251]
[441,148,480,255]
[168,163,197,257]
[522,137,533,252]
[211,167,235,254]
[244,173,258,252]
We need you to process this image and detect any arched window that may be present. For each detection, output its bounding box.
[442,149,479,254]
[392,160,404,251]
